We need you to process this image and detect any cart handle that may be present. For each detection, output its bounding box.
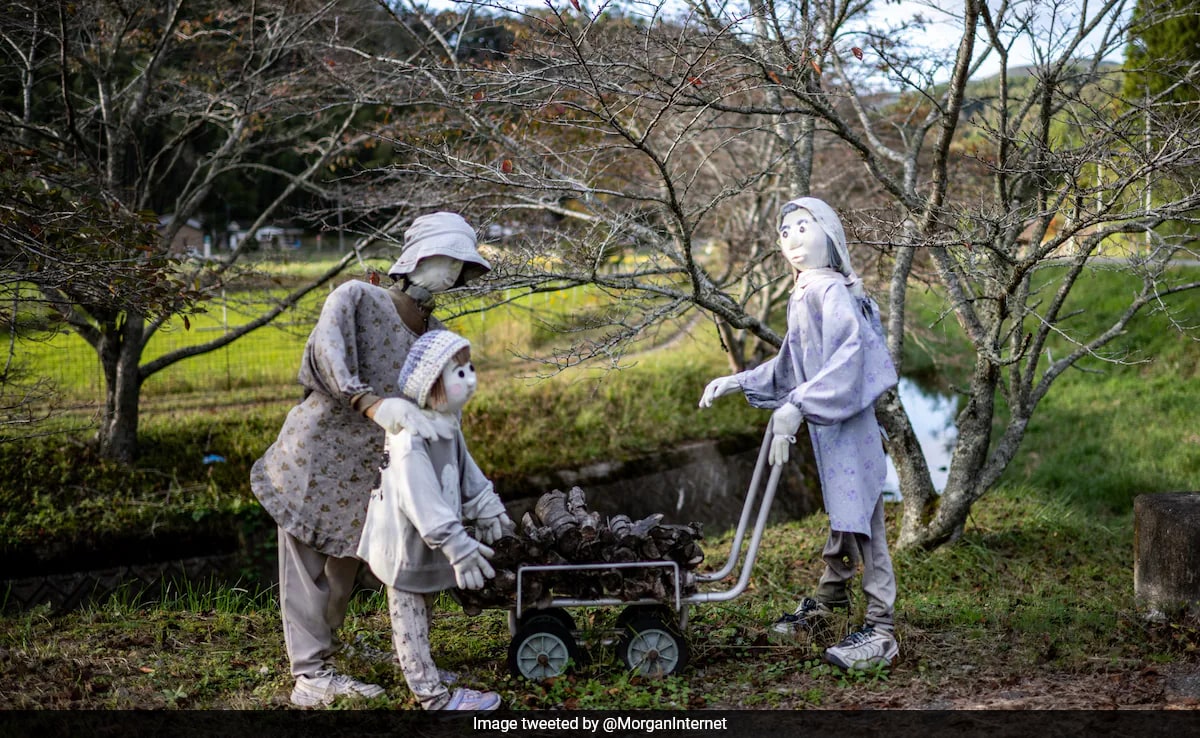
[694,422,774,583]
[683,458,783,604]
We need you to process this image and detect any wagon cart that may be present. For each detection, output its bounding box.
[503,425,786,679]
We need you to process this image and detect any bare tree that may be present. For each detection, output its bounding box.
[361,0,1200,550]
[0,148,197,438]
[0,0,431,460]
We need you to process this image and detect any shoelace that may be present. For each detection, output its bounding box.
[796,597,820,613]
[841,628,875,646]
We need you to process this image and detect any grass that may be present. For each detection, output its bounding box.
[1,486,1196,709]
[0,328,762,553]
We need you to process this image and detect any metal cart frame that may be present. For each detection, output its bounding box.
[503,425,785,679]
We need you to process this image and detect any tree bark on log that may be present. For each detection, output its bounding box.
[456,486,704,615]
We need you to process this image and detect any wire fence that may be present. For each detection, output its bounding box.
[23,320,312,411]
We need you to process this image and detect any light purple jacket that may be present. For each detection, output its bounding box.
[736,272,897,536]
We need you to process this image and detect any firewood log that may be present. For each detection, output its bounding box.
[453,486,705,612]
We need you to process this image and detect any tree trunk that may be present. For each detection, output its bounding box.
[880,389,937,551]
[904,356,999,550]
[96,314,146,463]
[717,320,747,373]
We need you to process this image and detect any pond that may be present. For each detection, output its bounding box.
[883,377,959,500]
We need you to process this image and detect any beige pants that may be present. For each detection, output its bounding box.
[277,527,359,677]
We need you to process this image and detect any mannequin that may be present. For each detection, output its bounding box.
[699,197,901,670]
[357,330,509,711]
[251,212,492,707]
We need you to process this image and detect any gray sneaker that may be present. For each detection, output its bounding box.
[824,625,899,670]
[770,596,844,637]
[290,668,386,707]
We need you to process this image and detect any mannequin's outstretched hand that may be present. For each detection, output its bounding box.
[699,375,740,408]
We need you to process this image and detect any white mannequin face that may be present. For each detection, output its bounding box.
[408,255,464,293]
[779,207,830,271]
[436,359,476,414]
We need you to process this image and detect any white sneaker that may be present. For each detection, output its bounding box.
[291,668,386,707]
[440,687,501,712]
[824,625,899,670]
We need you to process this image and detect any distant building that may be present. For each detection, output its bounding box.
[158,214,206,255]
[227,221,304,250]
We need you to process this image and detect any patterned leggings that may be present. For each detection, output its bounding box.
[386,587,450,710]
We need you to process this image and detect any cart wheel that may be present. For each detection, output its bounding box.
[518,607,576,633]
[617,612,690,677]
[507,619,585,680]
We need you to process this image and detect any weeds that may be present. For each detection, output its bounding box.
[6,488,1193,709]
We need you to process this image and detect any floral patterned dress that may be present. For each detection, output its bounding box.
[251,280,443,557]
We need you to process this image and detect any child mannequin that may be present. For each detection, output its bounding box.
[357,330,512,710]
[699,197,901,669]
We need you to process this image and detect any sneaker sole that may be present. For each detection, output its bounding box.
[290,690,331,708]
[290,683,385,707]
[439,692,501,714]
[824,641,900,670]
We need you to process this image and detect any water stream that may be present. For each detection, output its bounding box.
[883,377,959,500]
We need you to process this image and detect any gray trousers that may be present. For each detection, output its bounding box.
[277,527,359,678]
[387,588,450,710]
[814,497,896,631]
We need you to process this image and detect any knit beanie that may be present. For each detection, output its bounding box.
[398,330,471,409]
[388,212,491,287]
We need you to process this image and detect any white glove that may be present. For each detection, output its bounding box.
[699,375,741,408]
[452,543,495,590]
[476,512,513,545]
[371,397,437,439]
[768,403,804,466]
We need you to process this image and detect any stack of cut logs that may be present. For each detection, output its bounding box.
[455,486,704,615]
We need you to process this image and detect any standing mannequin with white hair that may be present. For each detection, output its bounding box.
[699,197,901,670]
[251,212,508,706]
